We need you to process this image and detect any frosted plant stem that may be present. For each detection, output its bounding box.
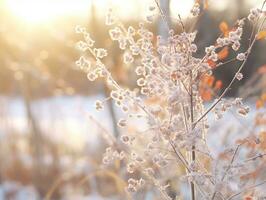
[226,180,266,200]
[193,16,266,129]
[190,71,196,200]
[211,144,242,200]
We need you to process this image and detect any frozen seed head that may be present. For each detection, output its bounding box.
[190,44,197,52]
[127,162,136,173]
[137,78,146,87]
[236,72,243,81]
[144,168,155,176]
[109,27,122,40]
[141,87,149,95]
[110,90,119,99]
[237,53,246,61]
[87,72,98,81]
[128,26,136,36]
[123,52,134,64]
[118,119,127,128]
[75,56,91,71]
[119,151,125,160]
[76,41,89,52]
[127,178,145,193]
[238,106,249,116]
[191,3,200,17]
[130,44,140,55]
[94,48,108,58]
[205,45,215,54]
[95,100,103,111]
[102,156,110,165]
[248,8,262,22]
[105,8,115,25]
[232,41,240,51]
[135,66,145,76]
[122,106,129,113]
[120,134,135,145]
[146,15,154,23]
[148,5,156,11]
[121,135,130,143]
[75,25,86,34]
[118,39,127,49]
[84,33,95,47]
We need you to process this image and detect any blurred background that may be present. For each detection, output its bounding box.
[0,0,265,199]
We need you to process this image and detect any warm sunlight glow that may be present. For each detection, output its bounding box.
[6,0,197,25]
[6,0,90,24]
[170,0,195,18]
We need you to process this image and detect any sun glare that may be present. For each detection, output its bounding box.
[6,0,90,24]
[170,0,195,18]
[5,0,197,25]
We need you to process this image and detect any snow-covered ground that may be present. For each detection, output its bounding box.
[0,95,264,200]
[0,95,262,150]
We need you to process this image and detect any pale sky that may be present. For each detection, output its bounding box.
[5,0,261,25]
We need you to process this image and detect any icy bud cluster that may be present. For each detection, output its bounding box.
[213,98,250,120]
[191,3,200,17]
[75,3,266,199]
[102,147,125,165]
[146,5,157,23]
[127,178,145,192]
[216,19,244,51]
[248,8,262,22]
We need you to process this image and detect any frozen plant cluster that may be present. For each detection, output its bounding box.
[75,2,266,200]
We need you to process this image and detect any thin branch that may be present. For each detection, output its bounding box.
[193,16,266,128]
[190,70,196,200]
[226,180,266,200]
[154,0,170,31]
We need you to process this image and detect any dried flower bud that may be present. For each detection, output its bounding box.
[238,106,249,116]
[236,53,246,61]
[75,25,85,33]
[146,15,154,23]
[87,72,97,81]
[235,72,243,80]
[123,52,134,64]
[95,48,108,58]
[95,100,103,111]
[127,162,136,173]
[191,3,200,16]
[76,41,89,52]
[148,5,156,11]
[137,78,146,87]
[106,9,115,25]
[84,33,95,47]
[118,119,127,127]
[109,27,122,40]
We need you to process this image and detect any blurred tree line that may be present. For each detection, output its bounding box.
[0,0,265,98]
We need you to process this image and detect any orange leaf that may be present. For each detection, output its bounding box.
[244,196,253,200]
[259,131,266,149]
[201,90,212,101]
[207,59,216,68]
[214,80,223,90]
[219,21,229,36]
[204,0,209,9]
[240,169,260,181]
[217,47,229,60]
[257,65,266,74]
[257,31,266,40]
[261,93,266,101]
[256,99,264,109]
[206,76,215,87]
[218,152,230,160]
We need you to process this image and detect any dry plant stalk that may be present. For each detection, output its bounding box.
[75,1,266,199]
